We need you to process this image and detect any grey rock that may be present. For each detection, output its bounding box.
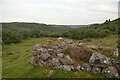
[102,66,119,78]
[81,63,91,72]
[89,52,111,65]
[62,65,74,71]
[57,53,73,65]
[40,53,51,61]
[37,48,47,54]
[52,58,61,67]
[33,44,42,51]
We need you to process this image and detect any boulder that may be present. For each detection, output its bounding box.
[52,58,61,68]
[57,53,73,65]
[62,65,74,71]
[81,63,91,72]
[40,53,51,61]
[89,52,111,65]
[33,44,42,51]
[102,66,119,78]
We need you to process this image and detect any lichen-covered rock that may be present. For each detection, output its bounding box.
[37,48,48,54]
[89,52,111,65]
[61,65,74,71]
[57,53,73,65]
[52,58,61,68]
[81,63,91,72]
[102,66,119,78]
[33,44,42,51]
[40,53,51,61]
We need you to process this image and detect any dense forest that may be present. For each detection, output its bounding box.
[2,18,119,44]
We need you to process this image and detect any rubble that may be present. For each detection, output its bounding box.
[30,37,120,78]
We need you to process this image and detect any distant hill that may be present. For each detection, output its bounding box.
[69,25,88,28]
[2,22,71,32]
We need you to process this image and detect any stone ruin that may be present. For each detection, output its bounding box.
[30,37,120,78]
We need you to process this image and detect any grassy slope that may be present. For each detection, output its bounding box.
[2,35,118,78]
[2,23,71,32]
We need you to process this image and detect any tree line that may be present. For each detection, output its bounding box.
[2,18,119,44]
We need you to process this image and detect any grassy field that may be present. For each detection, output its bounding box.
[2,35,118,78]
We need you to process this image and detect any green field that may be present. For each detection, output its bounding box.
[2,35,118,78]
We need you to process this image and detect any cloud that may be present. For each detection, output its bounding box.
[0,0,118,25]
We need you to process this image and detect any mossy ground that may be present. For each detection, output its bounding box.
[2,35,118,78]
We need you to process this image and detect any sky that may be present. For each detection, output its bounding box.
[0,0,119,25]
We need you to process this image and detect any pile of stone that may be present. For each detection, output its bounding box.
[30,37,120,78]
[30,38,74,71]
[80,52,120,78]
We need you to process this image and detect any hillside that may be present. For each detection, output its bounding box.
[2,22,71,32]
[89,18,119,34]
[69,25,88,28]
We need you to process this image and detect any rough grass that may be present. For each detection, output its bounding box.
[2,35,118,78]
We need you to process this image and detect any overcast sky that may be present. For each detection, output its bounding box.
[0,0,119,25]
